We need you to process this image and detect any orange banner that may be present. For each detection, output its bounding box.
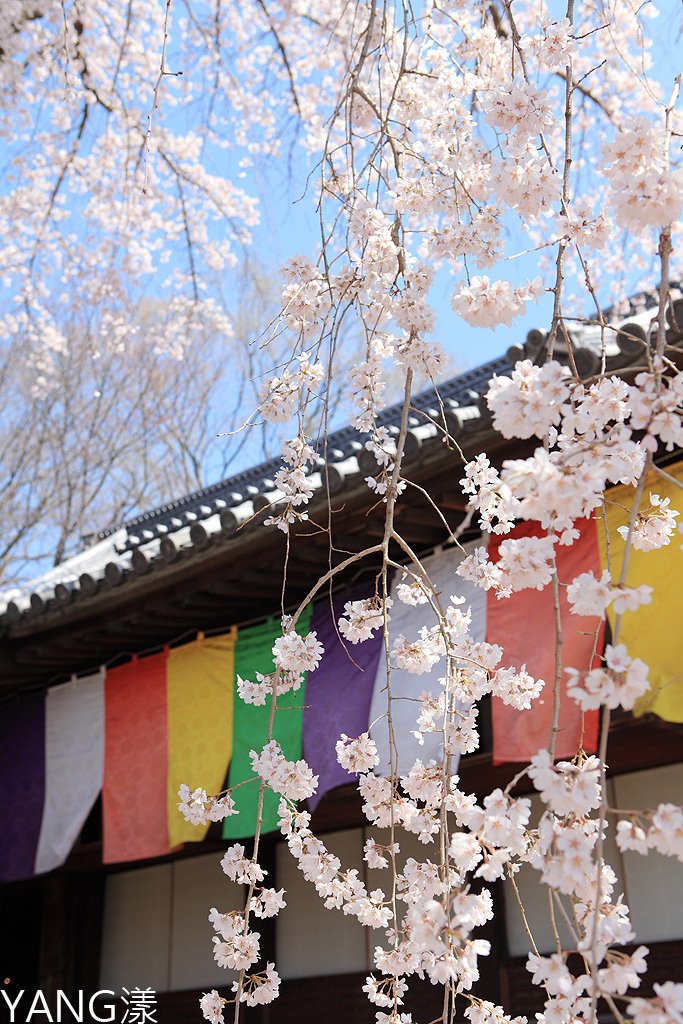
[489,519,603,764]
[103,650,171,863]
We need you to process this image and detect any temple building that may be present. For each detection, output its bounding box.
[1,294,682,1023]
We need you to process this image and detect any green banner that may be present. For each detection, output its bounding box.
[223,607,313,839]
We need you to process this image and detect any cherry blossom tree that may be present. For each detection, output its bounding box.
[0,287,252,583]
[3,1,683,1023]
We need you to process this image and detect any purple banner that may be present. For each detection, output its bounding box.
[0,690,46,881]
[304,583,385,811]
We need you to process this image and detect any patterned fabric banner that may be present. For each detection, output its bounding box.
[598,461,683,722]
[167,630,236,846]
[35,671,104,874]
[17,470,683,871]
[304,583,386,811]
[103,650,171,863]
[0,690,45,882]
[223,608,313,840]
[489,519,603,764]
[369,541,487,777]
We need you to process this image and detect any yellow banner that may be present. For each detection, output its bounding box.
[167,629,236,845]
[598,461,683,722]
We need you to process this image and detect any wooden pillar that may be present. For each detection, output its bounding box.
[0,877,45,991]
[38,869,105,1001]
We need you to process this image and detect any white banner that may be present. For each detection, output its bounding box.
[35,670,104,873]
[369,540,487,777]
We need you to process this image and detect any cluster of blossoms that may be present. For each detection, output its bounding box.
[273,629,324,673]
[210,907,261,971]
[376,595,510,748]
[250,887,287,918]
[567,570,652,617]
[460,363,654,539]
[446,787,532,884]
[486,361,570,442]
[232,964,281,1006]
[491,666,544,711]
[523,17,575,71]
[628,982,683,1024]
[567,643,650,711]
[279,256,330,336]
[629,371,683,453]
[267,436,318,532]
[259,351,324,424]
[338,595,389,642]
[363,425,409,500]
[526,947,650,1023]
[617,803,683,862]
[530,811,634,956]
[414,695,481,758]
[177,784,237,825]
[460,457,518,534]
[364,837,399,869]
[456,534,555,598]
[484,82,553,141]
[237,667,304,705]
[336,732,380,774]
[220,844,266,885]
[465,998,526,1024]
[199,990,227,1024]
[349,334,395,433]
[206,918,281,1006]
[391,628,443,674]
[235,624,323,704]
[528,751,602,817]
[603,118,683,232]
[395,574,430,606]
[617,493,680,551]
[451,277,544,330]
[251,740,318,801]
[362,974,409,1009]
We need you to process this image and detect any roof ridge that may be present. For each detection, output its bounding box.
[104,353,510,540]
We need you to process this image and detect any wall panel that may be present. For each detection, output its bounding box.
[613,763,683,944]
[100,863,172,991]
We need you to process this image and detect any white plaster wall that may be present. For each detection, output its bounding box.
[276,827,372,979]
[275,824,442,978]
[613,763,683,944]
[100,853,242,993]
[100,863,173,991]
[504,790,625,957]
[169,853,242,992]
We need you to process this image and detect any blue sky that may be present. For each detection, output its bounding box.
[238,0,682,376]
[1,0,681,578]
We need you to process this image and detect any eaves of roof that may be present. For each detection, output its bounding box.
[0,288,677,640]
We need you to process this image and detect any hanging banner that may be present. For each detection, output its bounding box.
[0,690,45,882]
[489,519,603,764]
[598,461,683,722]
[369,541,487,777]
[304,582,386,811]
[223,608,313,839]
[167,630,236,846]
[35,671,104,874]
[103,650,171,863]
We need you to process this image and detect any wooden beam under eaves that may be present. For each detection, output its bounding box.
[432,492,469,512]
[13,646,98,669]
[200,580,276,600]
